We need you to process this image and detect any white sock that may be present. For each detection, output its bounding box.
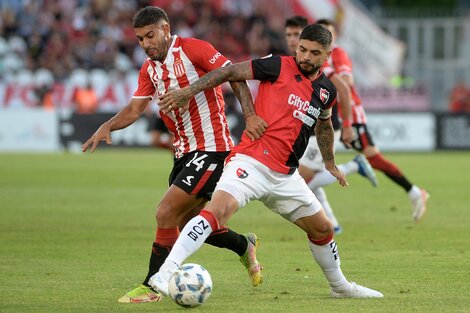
[338,160,359,176]
[312,188,339,227]
[307,160,360,190]
[309,238,350,292]
[164,215,213,267]
[408,185,421,200]
[307,170,337,190]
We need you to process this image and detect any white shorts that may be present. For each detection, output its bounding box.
[298,130,342,171]
[215,154,323,222]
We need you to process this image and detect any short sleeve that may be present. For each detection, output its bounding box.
[133,60,156,99]
[251,56,282,82]
[332,47,353,76]
[182,38,230,72]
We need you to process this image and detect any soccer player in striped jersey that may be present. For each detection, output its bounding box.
[311,19,429,223]
[82,6,267,303]
[153,24,383,299]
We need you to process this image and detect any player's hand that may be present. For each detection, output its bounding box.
[158,87,191,114]
[244,114,268,140]
[82,124,112,153]
[340,126,354,149]
[325,163,348,187]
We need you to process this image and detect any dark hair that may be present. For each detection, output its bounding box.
[285,16,308,29]
[133,6,169,28]
[316,18,337,32]
[299,24,332,48]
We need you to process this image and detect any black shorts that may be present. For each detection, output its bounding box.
[348,123,376,152]
[169,151,230,200]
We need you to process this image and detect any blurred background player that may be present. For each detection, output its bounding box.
[149,111,174,151]
[82,6,267,303]
[285,16,378,234]
[311,18,429,223]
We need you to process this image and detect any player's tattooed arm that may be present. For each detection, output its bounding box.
[315,118,335,163]
[158,61,254,114]
[315,118,348,186]
[229,81,255,118]
[230,80,268,140]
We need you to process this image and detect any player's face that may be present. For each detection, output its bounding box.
[295,39,331,78]
[135,23,171,62]
[285,26,303,56]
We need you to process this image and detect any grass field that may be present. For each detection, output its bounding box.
[1,149,469,313]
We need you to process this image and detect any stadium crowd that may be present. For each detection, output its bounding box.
[0,0,286,87]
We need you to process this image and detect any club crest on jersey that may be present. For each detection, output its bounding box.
[173,58,186,78]
[236,168,249,179]
[320,88,330,104]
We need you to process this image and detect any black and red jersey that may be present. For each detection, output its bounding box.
[232,55,337,174]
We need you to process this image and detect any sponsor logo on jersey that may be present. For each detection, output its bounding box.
[320,88,330,104]
[173,58,186,77]
[209,52,222,64]
[288,94,321,126]
[293,110,315,127]
[236,168,249,179]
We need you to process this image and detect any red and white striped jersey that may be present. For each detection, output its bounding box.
[328,45,367,124]
[133,35,234,158]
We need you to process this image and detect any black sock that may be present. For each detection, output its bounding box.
[143,242,170,286]
[204,226,248,256]
[384,173,413,192]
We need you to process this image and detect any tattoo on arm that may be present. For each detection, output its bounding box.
[229,81,255,118]
[315,118,335,162]
[188,61,253,97]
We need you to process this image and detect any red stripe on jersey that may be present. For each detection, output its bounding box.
[194,66,231,152]
[173,50,206,152]
[191,167,215,195]
[161,63,189,154]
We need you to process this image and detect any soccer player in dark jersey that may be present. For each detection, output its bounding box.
[82,6,267,303]
[285,16,377,234]
[154,24,383,299]
[312,19,429,223]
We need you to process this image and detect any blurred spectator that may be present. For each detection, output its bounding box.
[0,0,288,80]
[73,83,99,114]
[448,80,470,113]
[0,0,291,111]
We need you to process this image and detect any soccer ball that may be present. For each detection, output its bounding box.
[168,263,212,307]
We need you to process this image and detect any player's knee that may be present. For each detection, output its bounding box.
[155,202,177,225]
[311,219,334,240]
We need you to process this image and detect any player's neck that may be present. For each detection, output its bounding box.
[308,70,321,81]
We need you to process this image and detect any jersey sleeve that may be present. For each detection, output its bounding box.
[321,59,335,78]
[318,74,337,120]
[133,60,156,99]
[182,38,230,72]
[251,55,281,82]
[332,47,353,77]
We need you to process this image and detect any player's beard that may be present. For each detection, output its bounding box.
[297,61,321,77]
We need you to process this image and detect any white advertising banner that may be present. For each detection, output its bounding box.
[0,109,60,152]
[337,113,436,152]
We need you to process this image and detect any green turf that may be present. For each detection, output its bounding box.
[1,150,469,313]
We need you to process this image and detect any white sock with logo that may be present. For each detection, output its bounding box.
[309,238,350,292]
[164,215,213,267]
